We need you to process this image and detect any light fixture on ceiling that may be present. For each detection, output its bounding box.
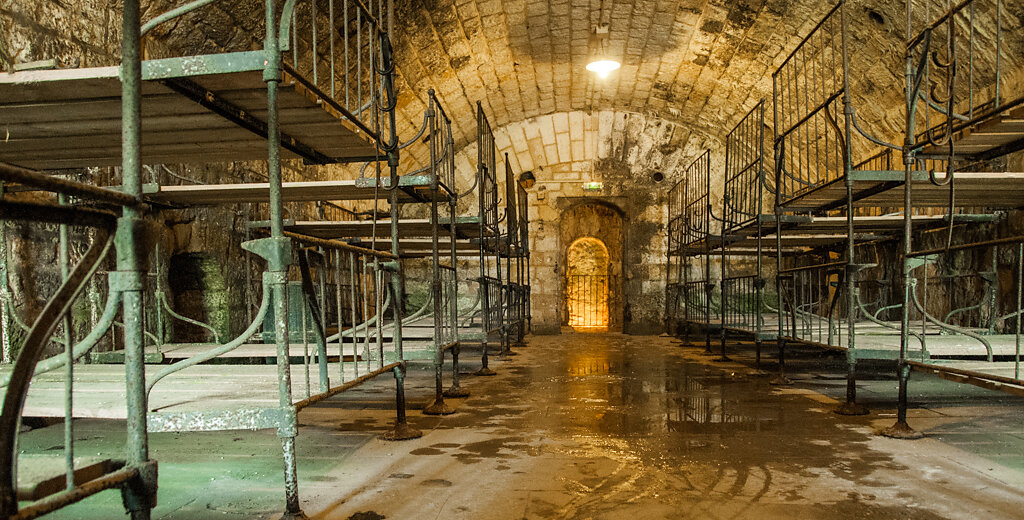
[586,23,620,79]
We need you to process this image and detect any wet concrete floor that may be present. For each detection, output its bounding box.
[20,334,1024,519]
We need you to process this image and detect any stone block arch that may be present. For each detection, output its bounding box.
[558,200,625,332]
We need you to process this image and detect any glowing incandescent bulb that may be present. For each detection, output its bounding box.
[586,59,621,79]
[587,23,619,79]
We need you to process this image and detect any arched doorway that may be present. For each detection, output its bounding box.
[566,237,610,329]
[559,201,624,332]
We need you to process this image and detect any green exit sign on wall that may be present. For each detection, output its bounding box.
[583,182,603,191]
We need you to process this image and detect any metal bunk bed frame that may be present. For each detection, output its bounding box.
[0,0,417,518]
[469,102,505,376]
[887,0,1024,438]
[667,151,714,351]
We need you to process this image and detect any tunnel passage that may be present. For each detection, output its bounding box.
[566,237,610,330]
[559,201,624,332]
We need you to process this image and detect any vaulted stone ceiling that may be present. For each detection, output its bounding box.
[390,0,827,177]
[394,0,801,150]
[384,0,1020,183]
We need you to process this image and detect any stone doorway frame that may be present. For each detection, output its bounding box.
[557,198,626,333]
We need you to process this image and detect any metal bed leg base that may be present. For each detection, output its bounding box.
[834,402,870,416]
[121,460,158,520]
[750,341,770,376]
[422,398,456,416]
[768,339,793,385]
[278,437,306,520]
[380,365,422,441]
[834,358,868,415]
[475,341,497,376]
[444,346,470,397]
[424,355,455,415]
[443,385,470,398]
[879,421,924,440]
[879,364,921,439]
[380,422,423,441]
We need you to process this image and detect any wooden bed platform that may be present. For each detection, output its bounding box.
[919,102,1024,158]
[0,55,379,169]
[781,171,1024,212]
[275,217,487,240]
[721,315,1021,360]
[90,336,443,363]
[343,237,494,258]
[733,213,998,237]
[909,360,1024,396]
[0,363,385,420]
[680,233,880,255]
[145,179,433,205]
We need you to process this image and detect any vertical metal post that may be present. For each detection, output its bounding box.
[476,103,495,377]
[349,252,359,378]
[1017,243,1022,380]
[704,159,713,355]
[335,251,345,383]
[153,244,165,355]
[329,0,335,98]
[882,0,924,439]
[771,68,791,387]
[754,102,764,373]
[446,122,468,398]
[381,22,419,440]
[316,249,329,391]
[301,301,311,398]
[836,1,867,416]
[717,175,729,362]
[423,96,452,416]
[119,1,156,517]
[265,0,305,514]
[58,194,74,490]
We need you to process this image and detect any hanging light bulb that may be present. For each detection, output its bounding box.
[586,59,621,79]
[586,24,620,79]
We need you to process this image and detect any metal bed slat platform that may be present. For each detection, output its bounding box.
[909,360,1024,396]
[90,343,367,363]
[681,234,879,254]
[719,315,1024,359]
[731,214,998,237]
[277,217,487,240]
[145,179,431,205]
[919,103,1024,158]
[0,362,407,420]
[782,171,1024,212]
[0,57,380,170]
[350,238,505,257]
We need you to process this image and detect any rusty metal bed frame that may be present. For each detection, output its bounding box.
[0,0,417,518]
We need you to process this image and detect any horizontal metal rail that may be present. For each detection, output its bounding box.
[907,359,1024,388]
[11,465,140,520]
[293,362,400,410]
[0,163,139,207]
[284,230,399,260]
[908,235,1024,257]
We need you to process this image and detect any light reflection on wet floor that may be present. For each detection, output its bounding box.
[389,334,1024,519]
